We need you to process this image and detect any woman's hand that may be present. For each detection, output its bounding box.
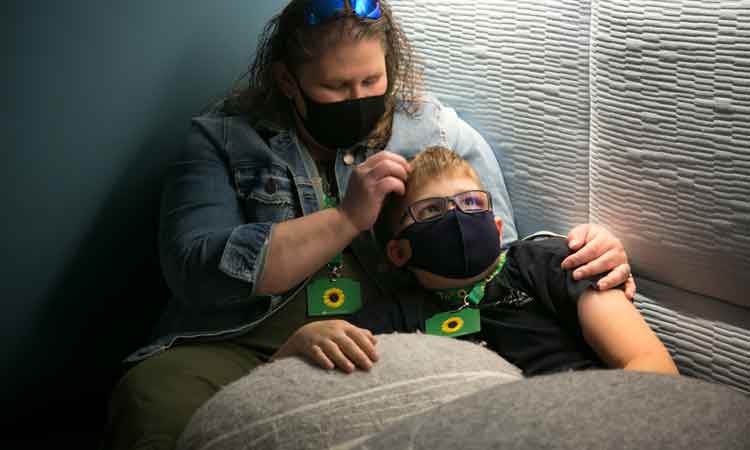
[561,224,636,300]
[339,151,410,232]
[272,320,380,373]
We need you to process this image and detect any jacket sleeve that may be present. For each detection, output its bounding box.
[158,116,273,311]
[439,104,518,244]
[502,238,604,330]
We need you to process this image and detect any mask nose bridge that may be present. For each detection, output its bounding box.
[455,209,470,274]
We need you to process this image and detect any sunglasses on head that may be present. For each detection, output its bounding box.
[305,0,382,26]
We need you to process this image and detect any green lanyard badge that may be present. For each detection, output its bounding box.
[425,308,481,338]
[424,252,507,338]
[306,190,362,317]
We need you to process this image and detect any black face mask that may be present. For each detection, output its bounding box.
[399,209,501,279]
[294,82,386,150]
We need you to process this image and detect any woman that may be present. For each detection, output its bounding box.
[102,1,635,449]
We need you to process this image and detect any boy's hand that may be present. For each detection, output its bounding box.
[272,320,379,373]
[561,224,636,300]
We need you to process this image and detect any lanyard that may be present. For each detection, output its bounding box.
[424,252,507,338]
[434,251,507,312]
[307,189,362,317]
[321,190,344,280]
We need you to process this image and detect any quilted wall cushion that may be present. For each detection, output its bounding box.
[390,0,594,238]
[589,0,750,308]
[391,0,750,392]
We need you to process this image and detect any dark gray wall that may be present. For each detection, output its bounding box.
[3,1,286,446]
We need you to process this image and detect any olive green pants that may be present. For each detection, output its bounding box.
[101,293,312,450]
[101,254,374,450]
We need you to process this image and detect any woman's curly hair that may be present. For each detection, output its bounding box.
[221,0,423,149]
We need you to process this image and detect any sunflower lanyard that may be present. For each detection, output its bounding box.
[424,252,507,338]
[306,189,363,317]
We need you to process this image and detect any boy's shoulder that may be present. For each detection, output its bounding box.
[506,235,571,264]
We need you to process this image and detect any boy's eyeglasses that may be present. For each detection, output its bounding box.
[305,0,382,26]
[400,190,493,225]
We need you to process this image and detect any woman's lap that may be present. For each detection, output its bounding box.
[101,341,264,450]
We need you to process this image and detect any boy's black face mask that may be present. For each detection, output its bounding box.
[399,209,501,279]
[293,79,386,150]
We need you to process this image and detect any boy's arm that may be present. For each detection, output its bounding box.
[577,289,679,375]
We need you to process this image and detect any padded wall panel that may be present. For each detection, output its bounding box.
[589,0,750,308]
[390,0,593,239]
[635,293,750,394]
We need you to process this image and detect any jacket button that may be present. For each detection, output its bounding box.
[265,178,277,194]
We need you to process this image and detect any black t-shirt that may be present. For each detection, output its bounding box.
[349,237,607,376]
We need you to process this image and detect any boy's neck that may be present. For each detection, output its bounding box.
[428,255,504,293]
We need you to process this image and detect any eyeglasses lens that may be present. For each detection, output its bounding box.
[411,198,446,222]
[409,191,491,223]
[455,191,490,212]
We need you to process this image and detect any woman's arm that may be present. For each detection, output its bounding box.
[161,117,410,302]
[257,151,410,294]
[254,208,358,294]
[577,288,679,375]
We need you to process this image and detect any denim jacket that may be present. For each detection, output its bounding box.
[125,95,517,362]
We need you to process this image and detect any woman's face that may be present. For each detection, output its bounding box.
[295,36,388,106]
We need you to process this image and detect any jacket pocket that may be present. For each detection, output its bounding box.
[234,163,298,223]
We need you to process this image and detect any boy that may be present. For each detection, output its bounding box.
[276,146,678,376]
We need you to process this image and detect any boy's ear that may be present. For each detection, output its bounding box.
[494,217,503,243]
[386,239,412,268]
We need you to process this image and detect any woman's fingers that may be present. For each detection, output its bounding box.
[566,224,590,251]
[340,152,410,231]
[570,248,621,280]
[309,344,335,370]
[623,274,637,300]
[367,159,409,185]
[363,327,378,346]
[319,339,355,373]
[374,176,406,197]
[595,263,632,291]
[561,233,608,271]
[358,150,410,174]
[335,334,374,371]
[347,328,379,363]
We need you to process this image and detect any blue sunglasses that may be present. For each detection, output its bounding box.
[305,0,382,25]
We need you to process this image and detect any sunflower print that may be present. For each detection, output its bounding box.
[322,287,345,309]
[441,316,464,334]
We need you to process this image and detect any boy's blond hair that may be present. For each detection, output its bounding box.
[376,146,483,243]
